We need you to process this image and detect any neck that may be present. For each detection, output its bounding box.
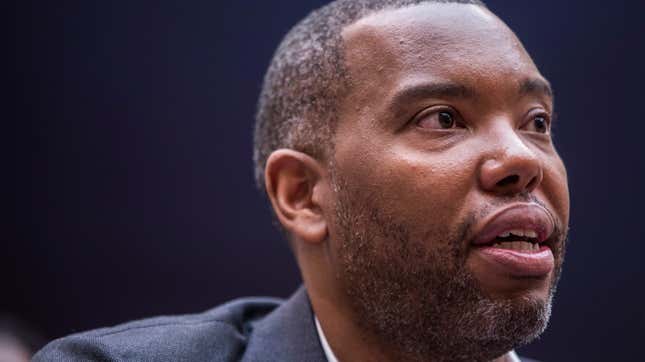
[297,242,396,361]
[307,279,399,361]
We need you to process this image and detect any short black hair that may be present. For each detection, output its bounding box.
[253,0,486,193]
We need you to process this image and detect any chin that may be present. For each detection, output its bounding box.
[466,247,558,302]
[480,273,555,303]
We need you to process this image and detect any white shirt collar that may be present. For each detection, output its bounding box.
[507,350,522,362]
[315,316,340,362]
[314,316,522,362]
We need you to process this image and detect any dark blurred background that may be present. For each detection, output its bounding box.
[6,0,644,360]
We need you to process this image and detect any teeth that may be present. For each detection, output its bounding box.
[497,229,538,239]
[492,241,541,252]
[509,229,525,237]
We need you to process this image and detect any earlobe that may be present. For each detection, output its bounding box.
[264,149,329,244]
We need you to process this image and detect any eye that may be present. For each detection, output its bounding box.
[523,112,551,134]
[415,108,461,130]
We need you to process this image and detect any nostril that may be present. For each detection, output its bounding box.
[496,175,519,187]
[526,176,538,191]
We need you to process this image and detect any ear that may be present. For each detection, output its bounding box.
[264,149,328,244]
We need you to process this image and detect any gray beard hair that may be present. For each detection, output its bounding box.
[332,174,564,362]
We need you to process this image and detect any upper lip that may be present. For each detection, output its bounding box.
[471,203,555,246]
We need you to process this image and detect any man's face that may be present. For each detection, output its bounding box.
[326,3,569,360]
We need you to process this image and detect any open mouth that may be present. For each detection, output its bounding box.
[469,204,557,278]
[471,204,555,250]
[488,229,542,253]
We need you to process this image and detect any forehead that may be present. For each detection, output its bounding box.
[340,3,540,95]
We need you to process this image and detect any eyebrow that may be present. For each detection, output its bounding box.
[519,78,554,99]
[387,77,554,117]
[386,81,475,118]
[389,81,475,108]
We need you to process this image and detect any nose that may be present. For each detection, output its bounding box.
[479,129,543,196]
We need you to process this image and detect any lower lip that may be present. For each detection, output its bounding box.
[473,245,554,277]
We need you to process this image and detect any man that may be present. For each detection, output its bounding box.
[34,0,569,361]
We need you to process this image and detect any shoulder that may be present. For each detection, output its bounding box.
[33,296,283,362]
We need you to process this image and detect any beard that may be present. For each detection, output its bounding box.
[330,172,567,362]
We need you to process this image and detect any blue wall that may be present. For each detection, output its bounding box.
[7,1,644,360]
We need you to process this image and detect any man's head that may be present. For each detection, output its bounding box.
[256,1,570,361]
[254,0,486,190]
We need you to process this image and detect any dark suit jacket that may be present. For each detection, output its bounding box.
[33,286,540,361]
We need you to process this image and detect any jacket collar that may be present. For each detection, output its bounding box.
[242,286,326,362]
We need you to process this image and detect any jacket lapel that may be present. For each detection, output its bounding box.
[242,286,327,362]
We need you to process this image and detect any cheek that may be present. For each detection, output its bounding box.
[346,149,479,230]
